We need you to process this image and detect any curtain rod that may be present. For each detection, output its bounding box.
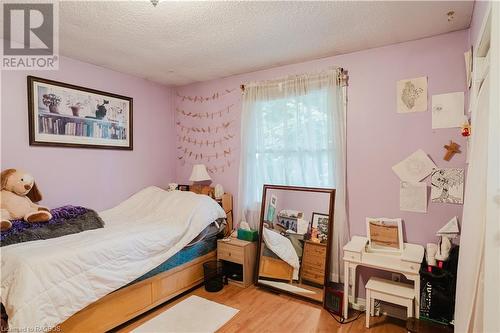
[240,67,348,92]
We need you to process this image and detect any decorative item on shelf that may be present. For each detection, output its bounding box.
[176,104,234,119]
[176,88,236,103]
[214,184,224,200]
[167,183,178,191]
[461,121,471,137]
[443,140,461,161]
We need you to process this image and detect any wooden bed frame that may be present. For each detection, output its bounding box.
[57,251,216,332]
[54,189,233,332]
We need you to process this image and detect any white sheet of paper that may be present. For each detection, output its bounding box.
[430,168,465,204]
[397,76,427,113]
[392,149,437,182]
[432,92,464,129]
[400,181,427,213]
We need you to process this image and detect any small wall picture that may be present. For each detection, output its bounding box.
[396,76,427,113]
[311,212,329,244]
[366,217,404,253]
[266,194,277,222]
[431,168,465,204]
[28,76,133,150]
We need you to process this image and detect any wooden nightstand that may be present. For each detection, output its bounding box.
[300,240,327,286]
[217,238,257,288]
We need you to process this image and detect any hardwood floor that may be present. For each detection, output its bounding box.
[114,284,407,333]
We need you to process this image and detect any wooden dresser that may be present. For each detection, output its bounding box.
[300,241,327,285]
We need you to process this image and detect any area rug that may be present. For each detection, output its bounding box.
[132,295,239,333]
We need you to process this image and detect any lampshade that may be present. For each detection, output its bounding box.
[189,164,211,182]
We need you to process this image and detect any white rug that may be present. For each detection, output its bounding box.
[132,295,239,333]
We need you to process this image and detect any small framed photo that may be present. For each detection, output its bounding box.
[178,184,190,191]
[28,76,133,150]
[311,212,329,244]
[266,194,277,222]
[366,217,404,253]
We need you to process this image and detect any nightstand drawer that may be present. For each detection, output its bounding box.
[217,243,244,263]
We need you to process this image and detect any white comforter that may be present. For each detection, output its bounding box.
[0,186,226,331]
[262,228,300,280]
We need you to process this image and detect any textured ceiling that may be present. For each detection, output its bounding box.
[57,1,474,86]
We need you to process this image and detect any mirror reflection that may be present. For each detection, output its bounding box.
[256,185,334,302]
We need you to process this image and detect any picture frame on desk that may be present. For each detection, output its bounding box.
[366,217,404,253]
[177,184,190,191]
[28,76,133,150]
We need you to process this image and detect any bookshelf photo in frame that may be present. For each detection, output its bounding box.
[28,76,133,150]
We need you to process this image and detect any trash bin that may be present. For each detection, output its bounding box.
[203,261,225,292]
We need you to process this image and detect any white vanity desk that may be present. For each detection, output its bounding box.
[343,236,424,319]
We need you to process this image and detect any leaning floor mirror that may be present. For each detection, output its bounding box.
[255,184,335,303]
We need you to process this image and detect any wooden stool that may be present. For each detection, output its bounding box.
[365,277,415,328]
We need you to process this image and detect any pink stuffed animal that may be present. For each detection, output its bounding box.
[0,169,52,231]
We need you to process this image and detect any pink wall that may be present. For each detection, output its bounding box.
[175,30,469,248]
[1,56,176,211]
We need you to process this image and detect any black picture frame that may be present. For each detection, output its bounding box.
[27,76,133,150]
[178,184,190,191]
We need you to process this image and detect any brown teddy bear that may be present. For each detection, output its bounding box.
[0,169,52,231]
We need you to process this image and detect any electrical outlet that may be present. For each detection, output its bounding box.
[391,273,401,282]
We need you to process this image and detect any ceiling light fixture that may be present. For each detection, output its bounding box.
[447,11,455,22]
[151,0,159,7]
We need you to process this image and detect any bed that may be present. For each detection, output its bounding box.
[0,186,229,332]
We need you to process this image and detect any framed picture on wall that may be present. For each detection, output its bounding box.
[366,217,404,253]
[311,212,329,244]
[27,76,133,150]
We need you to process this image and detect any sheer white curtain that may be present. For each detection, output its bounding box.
[238,68,349,282]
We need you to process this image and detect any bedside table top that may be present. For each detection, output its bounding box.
[218,237,254,247]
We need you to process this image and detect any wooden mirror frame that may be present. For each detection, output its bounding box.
[254,184,336,306]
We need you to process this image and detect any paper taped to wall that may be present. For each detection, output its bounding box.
[396,76,428,113]
[400,181,427,213]
[392,149,437,182]
[430,168,465,204]
[432,92,464,129]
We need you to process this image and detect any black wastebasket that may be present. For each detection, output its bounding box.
[203,261,225,292]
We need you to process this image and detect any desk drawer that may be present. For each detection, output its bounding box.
[218,243,244,263]
[344,250,361,262]
[401,260,419,273]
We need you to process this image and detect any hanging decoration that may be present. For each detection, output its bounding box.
[177,134,235,147]
[176,121,233,134]
[176,104,234,119]
[177,146,233,163]
[206,160,234,174]
[175,88,236,103]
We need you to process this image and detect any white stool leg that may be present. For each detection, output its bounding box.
[370,296,375,316]
[407,299,414,319]
[365,289,371,328]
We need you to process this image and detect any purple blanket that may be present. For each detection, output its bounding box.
[0,205,104,246]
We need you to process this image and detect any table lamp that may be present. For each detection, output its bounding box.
[189,164,212,195]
